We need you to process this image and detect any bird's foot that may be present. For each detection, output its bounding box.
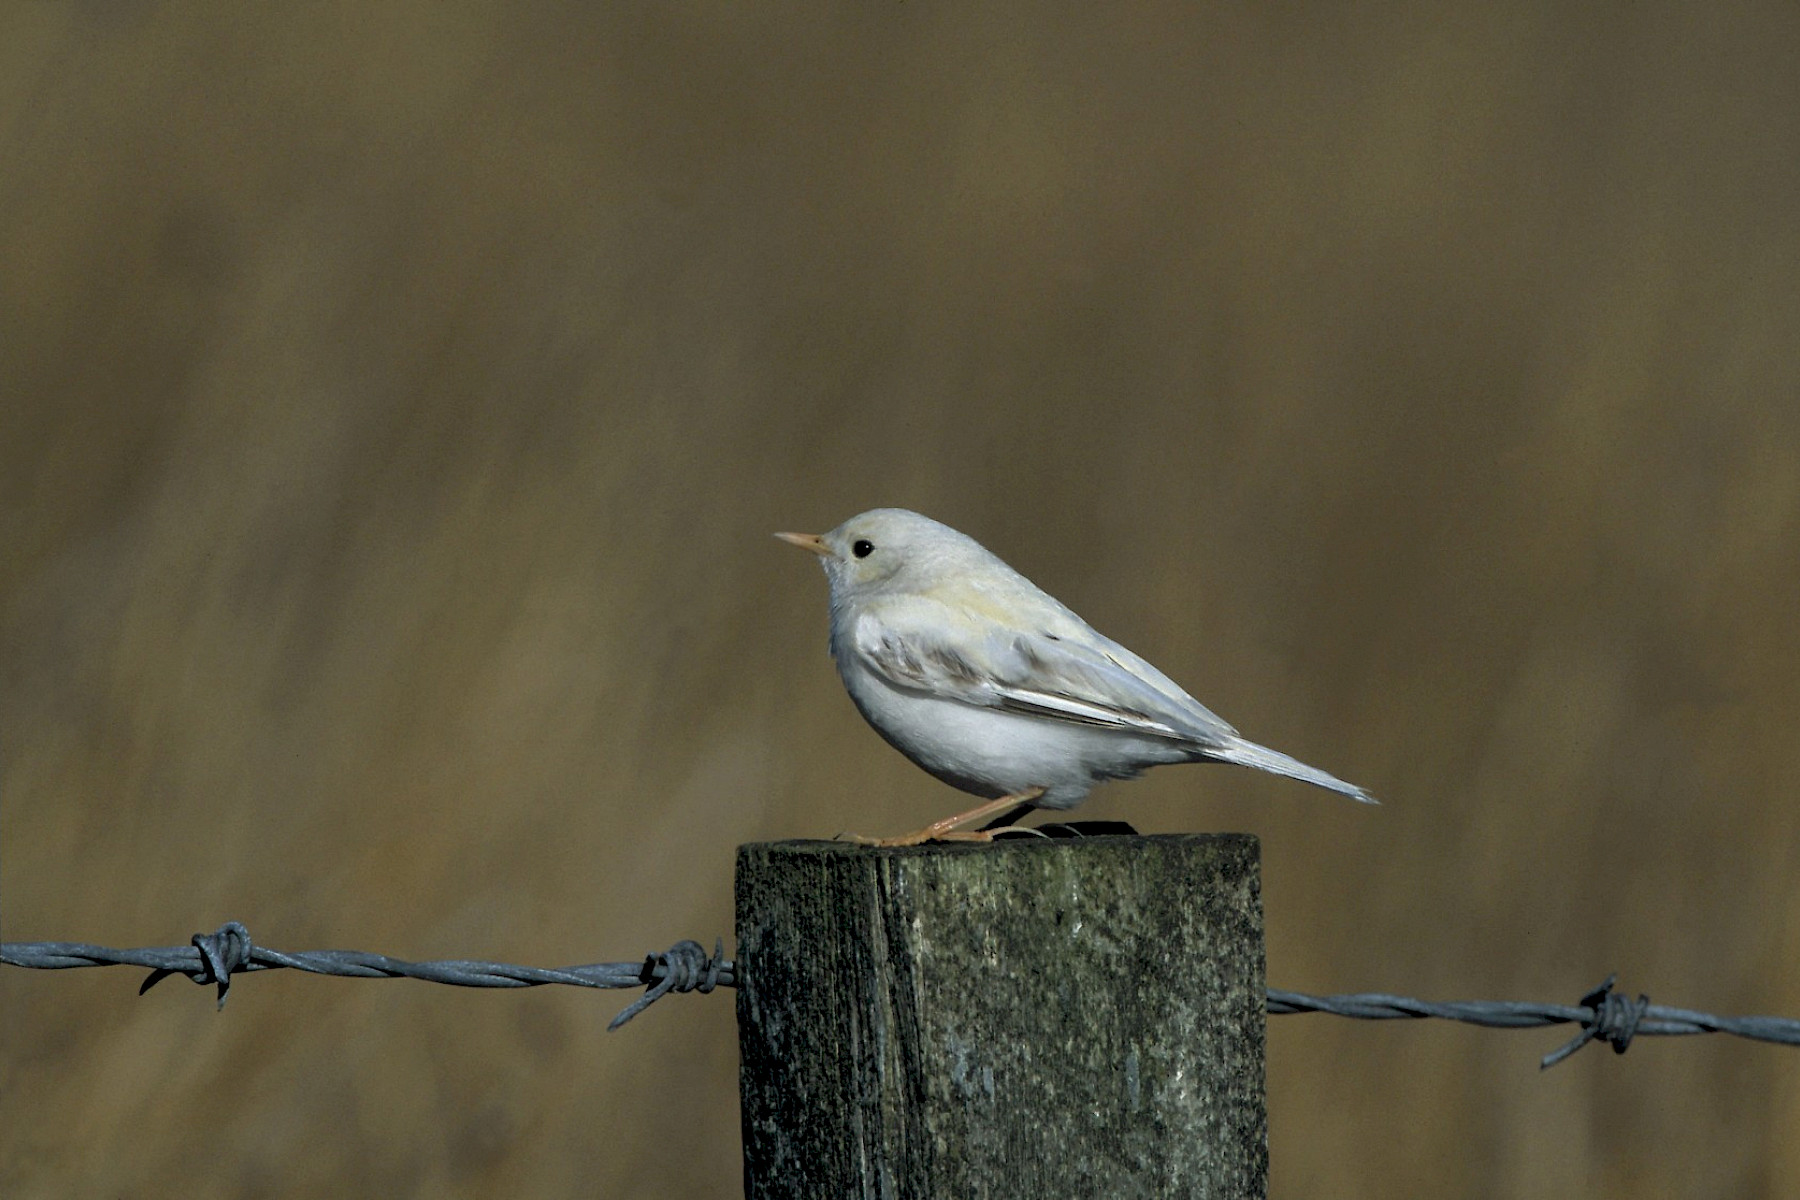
[838,789,1048,846]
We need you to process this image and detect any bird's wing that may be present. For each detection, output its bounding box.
[844,597,1238,747]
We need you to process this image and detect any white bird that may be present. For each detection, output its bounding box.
[777,508,1376,844]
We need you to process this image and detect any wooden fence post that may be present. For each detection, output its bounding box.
[735,834,1267,1198]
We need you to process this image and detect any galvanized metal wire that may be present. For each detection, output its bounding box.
[7,924,1799,1065]
[1,922,730,1030]
[1270,975,1800,1069]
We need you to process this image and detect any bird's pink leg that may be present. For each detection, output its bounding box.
[844,788,1048,847]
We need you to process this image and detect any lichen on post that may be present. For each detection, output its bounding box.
[736,834,1267,1199]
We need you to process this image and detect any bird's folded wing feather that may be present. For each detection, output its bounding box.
[846,599,1238,747]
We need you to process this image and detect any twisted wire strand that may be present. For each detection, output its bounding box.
[2,923,732,1028]
[9,927,1800,1065]
[1268,973,1800,1068]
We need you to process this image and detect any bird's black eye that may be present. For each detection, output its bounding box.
[852,539,874,559]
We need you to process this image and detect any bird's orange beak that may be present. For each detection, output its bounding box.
[775,531,832,558]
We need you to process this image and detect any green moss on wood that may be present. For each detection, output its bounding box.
[737,835,1267,1199]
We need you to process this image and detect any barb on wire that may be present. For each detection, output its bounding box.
[1,922,733,1029]
[9,927,1800,1065]
[1267,973,1800,1068]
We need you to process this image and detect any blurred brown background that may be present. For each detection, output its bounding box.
[4,3,1798,1197]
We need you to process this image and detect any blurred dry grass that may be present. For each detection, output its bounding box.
[4,3,1799,1196]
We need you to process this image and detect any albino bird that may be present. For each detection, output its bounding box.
[777,508,1376,845]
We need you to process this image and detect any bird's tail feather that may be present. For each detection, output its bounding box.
[1209,736,1378,804]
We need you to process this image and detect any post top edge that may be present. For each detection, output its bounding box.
[736,832,1260,858]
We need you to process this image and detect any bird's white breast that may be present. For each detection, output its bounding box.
[834,652,1191,809]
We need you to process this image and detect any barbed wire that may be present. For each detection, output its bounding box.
[1269,976,1800,1069]
[7,924,1799,1066]
[1,923,729,1030]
